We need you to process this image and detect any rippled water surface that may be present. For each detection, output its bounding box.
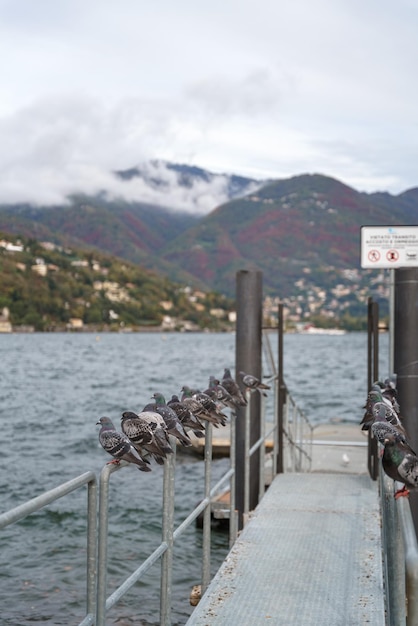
[0,331,389,624]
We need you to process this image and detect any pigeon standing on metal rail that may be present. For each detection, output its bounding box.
[239,371,271,396]
[121,410,173,465]
[222,368,247,407]
[381,433,418,499]
[204,376,236,409]
[181,385,226,427]
[167,394,205,438]
[97,416,151,472]
[143,392,192,446]
[370,403,408,444]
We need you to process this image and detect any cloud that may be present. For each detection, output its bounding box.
[1,0,418,207]
[0,97,262,212]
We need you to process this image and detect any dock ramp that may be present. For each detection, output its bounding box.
[186,473,384,625]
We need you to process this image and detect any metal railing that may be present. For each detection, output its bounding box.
[0,471,97,620]
[0,327,315,625]
[381,471,418,626]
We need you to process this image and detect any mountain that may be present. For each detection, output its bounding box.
[0,162,262,288]
[160,173,415,296]
[0,166,417,326]
[115,161,262,202]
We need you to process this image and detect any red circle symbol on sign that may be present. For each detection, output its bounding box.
[387,250,399,262]
[368,250,380,262]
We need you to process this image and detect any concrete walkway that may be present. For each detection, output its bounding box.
[186,472,384,626]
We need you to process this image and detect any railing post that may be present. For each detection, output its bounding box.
[202,423,213,594]
[87,479,98,617]
[394,267,418,535]
[229,411,238,547]
[381,472,406,624]
[277,302,285,474]
[235,269,263,530]
[96,462,124,626]
[160,437,176,626]
[367,297,379,480]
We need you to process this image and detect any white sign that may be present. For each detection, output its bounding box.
[360,225,418,268]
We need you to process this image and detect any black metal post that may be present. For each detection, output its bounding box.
[277,303,284,474]
[367,297,379,480]
[394,268,418,533]
[235,269,263,530]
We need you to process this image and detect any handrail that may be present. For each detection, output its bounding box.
[0,348,313,624]
[0,471,97,621]
[381,471,418,625]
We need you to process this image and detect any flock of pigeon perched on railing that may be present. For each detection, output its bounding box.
[361,374,418,498]
[97,368,271,472]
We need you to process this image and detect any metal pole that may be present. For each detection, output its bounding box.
[202,423,213,594]
[235,269,263,529]
[87,479,98,617]
[96,462,124,626]
[389,268,395,373]
[160,437,176,626]
[367,297,379,480]
[394,267,418,534]
[277,303,284,474]
[243,391,251,525]
[381,472,406,624]
[258,392,265,502]
[229,411,237,547]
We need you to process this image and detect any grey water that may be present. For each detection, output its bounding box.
[0,331,389,625]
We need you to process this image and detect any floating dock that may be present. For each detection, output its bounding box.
[186,422,384,624]
[186,471,384,625]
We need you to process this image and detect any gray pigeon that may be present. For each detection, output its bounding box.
[381,433,418,498]
[371,404,408,445]
[167,395,205,438]
[204,376,236,409]
[143,392,192,446]
[239,371,271,396]
[361,388,402,431]
[121,410,173,465]
[222,368,247,406]
[181,386,226,427]
[97,416,151,472]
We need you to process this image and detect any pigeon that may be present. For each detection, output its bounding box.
[370,403,408,444]
[360,388,402,431]
[381,433,418,498]
[181,385,226,427]
[143,392,192,446]
[239,370,271,396]
[167,395,205,438]
[121,410,173,465]
[204,376,236,409]
[192,390,228,426]
[97,416,151,472]
[221,368,247,406]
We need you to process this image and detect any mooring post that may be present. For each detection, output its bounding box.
[394,267,418,534]
[235,269,263,530]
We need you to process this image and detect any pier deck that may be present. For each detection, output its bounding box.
[186,472,384,625]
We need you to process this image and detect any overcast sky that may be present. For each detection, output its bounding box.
[1,0,417,212]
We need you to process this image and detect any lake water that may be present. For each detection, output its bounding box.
[0,331,389,625]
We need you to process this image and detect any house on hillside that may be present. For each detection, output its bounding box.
[0,307,12,333]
